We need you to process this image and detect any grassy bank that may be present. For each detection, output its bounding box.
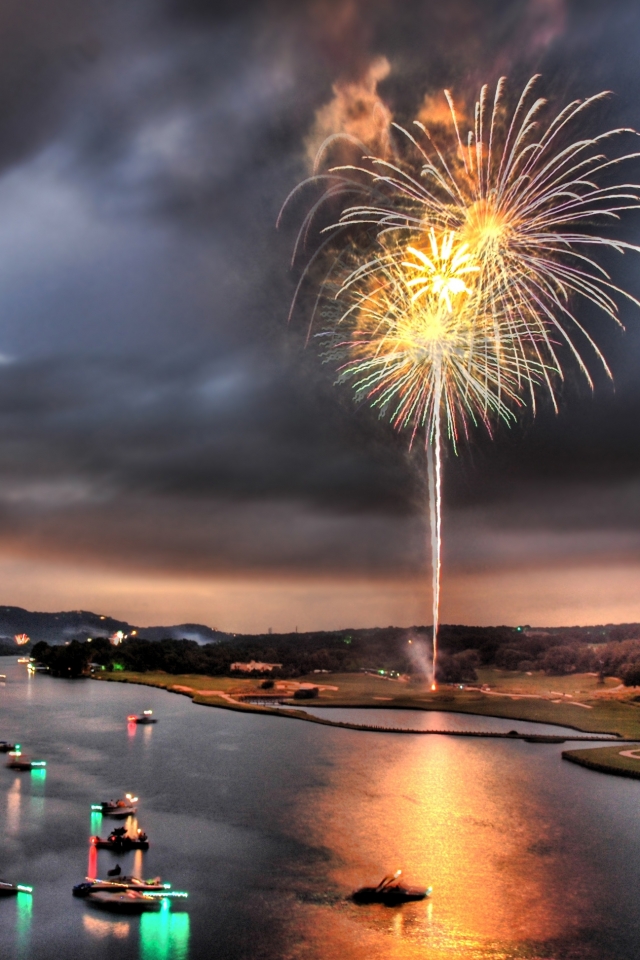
[562,745,640,779]
[93,668,640,740]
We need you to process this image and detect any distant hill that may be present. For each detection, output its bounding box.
[0,603,640,652]
[0,606,227,646]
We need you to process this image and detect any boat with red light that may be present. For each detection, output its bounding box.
[91,827,149,851]
[127,710,157,725]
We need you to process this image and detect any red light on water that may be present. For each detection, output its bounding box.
[87,842,98,880]
[431,683,437,691]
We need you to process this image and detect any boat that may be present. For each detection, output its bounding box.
[85,890,162,913]
[6,752,46,771]
[352,871,432,905]
[73,876,169,897]
[0,741,18,753]
[91,794,138,818]
[91,827,149,851]
[127,710,157,725]
[0,881,32,897]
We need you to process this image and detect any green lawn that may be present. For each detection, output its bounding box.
[94,668,640,739]
[563,744,640,778]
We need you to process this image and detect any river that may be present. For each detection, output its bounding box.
[1,658,639,960]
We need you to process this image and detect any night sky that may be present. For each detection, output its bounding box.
[1,0,640,631]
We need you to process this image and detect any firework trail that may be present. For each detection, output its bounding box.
[283,76,640,683]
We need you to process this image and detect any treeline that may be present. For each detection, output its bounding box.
[0,640,30,657]
[30,623,640,684]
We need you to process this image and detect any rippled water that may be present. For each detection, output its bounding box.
[1,659,639,959]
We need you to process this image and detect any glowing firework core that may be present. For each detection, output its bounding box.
[404,231,479,310]
[461,199,511,255]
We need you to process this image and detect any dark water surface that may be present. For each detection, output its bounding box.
[1,660,639,960]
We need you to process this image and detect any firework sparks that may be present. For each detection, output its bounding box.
[283,76,640,683]
[328,76,640,405]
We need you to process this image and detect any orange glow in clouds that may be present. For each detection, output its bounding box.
[0,551,638,632]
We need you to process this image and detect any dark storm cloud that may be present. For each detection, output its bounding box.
[0,0,639,584]
[0,350,416,509]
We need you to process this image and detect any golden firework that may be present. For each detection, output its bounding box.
[330,76,640,405]
[283,76,640,683]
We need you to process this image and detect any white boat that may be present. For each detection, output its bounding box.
[92,794,138,818]
[73,876,169,897]
[85,890,162,913]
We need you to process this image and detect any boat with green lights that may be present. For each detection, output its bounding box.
[73,876,169,897]
[85,890,163,913]
[6,752,46,771]
[0,881,32,897]
[92,794,138,818]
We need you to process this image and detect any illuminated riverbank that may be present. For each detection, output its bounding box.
[92,669,640,742]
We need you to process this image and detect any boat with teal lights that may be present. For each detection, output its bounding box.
[6,752,46,771]
[352,871,432,906]
[92,794,138,818]
[0,880,32,897]
[127,710,157,724]
[73,876,169,897]
[85,890,163,913]
[91,827,149,851]
[0,741,17,753]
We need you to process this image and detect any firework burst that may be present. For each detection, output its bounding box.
[282,76,640,683]
[329,76,640,404]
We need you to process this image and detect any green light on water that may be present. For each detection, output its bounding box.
[145,891,188,898]
[90,810,103,834]
[16,885,32,894]
[140,905,190,960]
[16,891,33,956]
[30,766,46,818]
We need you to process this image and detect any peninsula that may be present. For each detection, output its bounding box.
[27,621,640,779]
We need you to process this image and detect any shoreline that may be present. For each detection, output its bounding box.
[562,746,640,779]
[92,671,640,742]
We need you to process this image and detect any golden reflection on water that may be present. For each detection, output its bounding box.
[290,733,595,960]
[83,915,130,939]
[133,848,144,878]
[6,777,21,834]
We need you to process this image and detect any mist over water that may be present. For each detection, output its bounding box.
[1,660,640,958]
